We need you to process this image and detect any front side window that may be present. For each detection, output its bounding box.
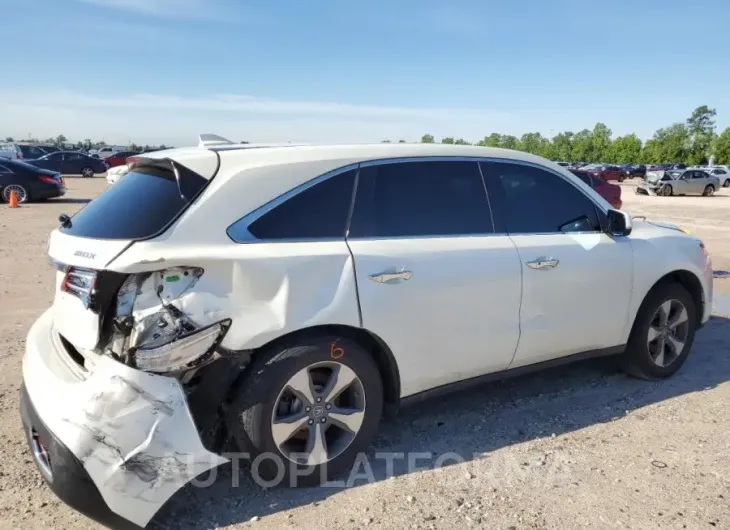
[348,160,492,238]
[481,161,602,234]
[243,169,357,241]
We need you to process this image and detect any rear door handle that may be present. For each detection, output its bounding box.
[369,268,413,284]
[526,257,559,269]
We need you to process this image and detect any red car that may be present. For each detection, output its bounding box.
[581,164,625,182]
[570,169,622,209]
[103,151,137,168]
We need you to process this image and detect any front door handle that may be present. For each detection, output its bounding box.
[369,268,413,284]
[526,257,559,269]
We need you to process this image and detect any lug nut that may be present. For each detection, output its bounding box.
[325,404,332,410]
[316,397,322,403]
[305,407,311,412]
[308,419,314,425]
[320,418,326,423]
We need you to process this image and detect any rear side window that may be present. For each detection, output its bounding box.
[60,163,207,240]
[481,161,602,234]
[244,169,357,241]
[348,160,492,238]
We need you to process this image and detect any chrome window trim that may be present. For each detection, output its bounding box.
[226,155,609,244]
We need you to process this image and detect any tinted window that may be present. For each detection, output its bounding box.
[481,162,602,234]
[60,163,207,240]
[572,171,593,187]
[348,161,492,238]
[46,152,63,161]
[244,169,356,241]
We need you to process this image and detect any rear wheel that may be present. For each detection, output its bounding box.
[81,167,94,178]
[703,184,715,196]
[723,179,730,188]
[618,174,626,182]
[621,283,696,380]
[660,184,673,196]
[2,184,29,203]
[227,335,384,487]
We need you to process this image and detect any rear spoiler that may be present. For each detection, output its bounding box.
[198,134,234,147]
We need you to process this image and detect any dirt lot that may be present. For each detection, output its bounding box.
[0,178,729,530]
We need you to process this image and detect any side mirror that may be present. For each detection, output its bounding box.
[607,209,632,237]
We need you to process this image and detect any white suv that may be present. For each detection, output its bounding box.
[20,138,713,528]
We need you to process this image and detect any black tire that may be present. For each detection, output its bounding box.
[723,180,730,188]
[618,174,626,183]
[227,335,384,488]
[621,282,697,380]
[703,184,715,196]
[661,184,673,196]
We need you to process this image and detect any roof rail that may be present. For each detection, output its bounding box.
[198,134,234,147]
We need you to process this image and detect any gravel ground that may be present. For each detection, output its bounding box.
[0,177,729,530]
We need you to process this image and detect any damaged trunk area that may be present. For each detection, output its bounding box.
[56,264,249,453]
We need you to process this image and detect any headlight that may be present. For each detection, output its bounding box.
[107,267,228,373]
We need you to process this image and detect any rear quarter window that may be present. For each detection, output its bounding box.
[238,169,357,241]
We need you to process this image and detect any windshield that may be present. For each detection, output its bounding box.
[60,162,207,240]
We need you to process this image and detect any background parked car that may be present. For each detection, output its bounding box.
[0,143,23,159]
[569,169,622,209]
[581,163,625,182]
[0,158,66,203]
[637,168,720,196]
[621,164,646,179]
[705,167,730,187]
[26,151,108,177]
[105,163,130,184]
[103,150,137,168]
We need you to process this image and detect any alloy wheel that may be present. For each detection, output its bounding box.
[271,361,366,466]
[647,299,690,368]
[703,185,714,196]
[3,184,28,203]
[82,167,94,178]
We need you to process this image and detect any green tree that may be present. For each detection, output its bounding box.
[441,137,455,144]
[571,129,594,161]
[398,139,406,143]
[591,123,612,161]
[651,124,689,163]
[686,105,717,165]
[499,135,519,150]
[55,134,67,146]
[4,137,13,142]
[454,138,471,145]
[477,133,502,147]
[713,128,730,165]
[551,132,573,161]
[420,134,435,143]
[605,134,642,164]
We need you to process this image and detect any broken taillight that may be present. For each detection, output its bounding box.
[61,267,98,309]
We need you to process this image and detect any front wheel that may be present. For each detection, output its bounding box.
[227,336,384,487]
[723,179,730,188]
[81,167,94,178]
[703,184,715,196]
[621,283,696,380]
[618,174,626,183]
[661,184,673,196]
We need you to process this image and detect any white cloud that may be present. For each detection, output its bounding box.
[75,0,228,19]
[0,89,526,146]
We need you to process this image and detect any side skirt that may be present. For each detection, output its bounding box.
[399,345,625,409]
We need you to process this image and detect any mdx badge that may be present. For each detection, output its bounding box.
[74,250,96,260]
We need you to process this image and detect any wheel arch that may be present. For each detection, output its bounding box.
[232,324,402,413]
[638,270,704,329]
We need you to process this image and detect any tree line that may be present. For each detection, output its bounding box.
[411,106,730,165]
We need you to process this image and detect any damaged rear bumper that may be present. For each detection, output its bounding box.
[20,309,228,529]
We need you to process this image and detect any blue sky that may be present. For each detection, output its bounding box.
[1,0,729,145]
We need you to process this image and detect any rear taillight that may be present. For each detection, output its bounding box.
[61,267,98,309]
[39,175,57,185]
